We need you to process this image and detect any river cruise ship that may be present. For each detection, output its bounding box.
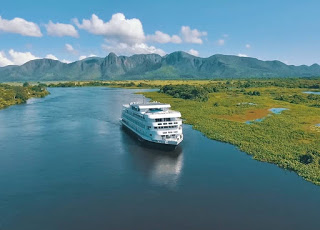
[121,102,183,149]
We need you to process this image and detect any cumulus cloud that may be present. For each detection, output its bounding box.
[45,21,79,37]
[0,16,42,37]
[180,26,207,44]
[78,54,96,60]
[245,44,251,49]
[61,59,71,64]
[238,53,248,57]
[79,55,87,60]
[0,51,14,67]
[74,13,145,45]
[65,43,75,53]
[187,49,199,56]
[45,54,59,60]
[102,42,165,56]
[147,31,182,44]
[0,50,74,67]
[217,39,225,46]
[8,49,40,65]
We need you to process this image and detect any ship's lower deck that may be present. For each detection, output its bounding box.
[120,119,181,150]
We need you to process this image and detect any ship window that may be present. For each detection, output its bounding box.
[158,123,162,125]
[163,123,167,125]
[174,122,178,124]
[155,118,162,122]
[164,118,170,121]
[163,132,167,134]
[154,127,157,129]
[169,122,172,125]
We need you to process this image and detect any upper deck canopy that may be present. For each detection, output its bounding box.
[130,102,171,110]
[124,102,181,118]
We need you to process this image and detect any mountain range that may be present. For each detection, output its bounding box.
[0,51,320,82]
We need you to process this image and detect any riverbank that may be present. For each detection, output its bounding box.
[0,83,49,110]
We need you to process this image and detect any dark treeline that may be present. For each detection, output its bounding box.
[46,81,159,88]
[160,78,320,102]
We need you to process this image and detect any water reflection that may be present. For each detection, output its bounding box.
[121,127,183,189]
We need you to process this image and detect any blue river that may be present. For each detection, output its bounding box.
[0,87,319,230]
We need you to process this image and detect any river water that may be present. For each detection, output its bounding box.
[0,87,319,230]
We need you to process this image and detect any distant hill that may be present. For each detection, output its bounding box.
[1,51,320,82]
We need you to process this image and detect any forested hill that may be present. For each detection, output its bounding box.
[1,51,320,82]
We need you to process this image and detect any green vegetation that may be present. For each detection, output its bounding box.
[0,83,49,110]
[138,78,320,186]
[46,81,157,88]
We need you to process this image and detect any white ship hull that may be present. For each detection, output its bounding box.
[120,119,182,146]
[120,102,183,149]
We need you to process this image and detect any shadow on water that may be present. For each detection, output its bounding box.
[120,125,184,189]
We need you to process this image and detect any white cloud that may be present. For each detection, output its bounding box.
[79,55,87,60]
[45,54,58,60]
[79,54,97,60]
[245,44,251,49]
[147,31,182,44]
[217,39,225,46]
[0,16,42,37]
[8,49,40,65]
[238,53,248,57]
[0,50,74,66]
[61,59,71,64]
[102,42,165,56]
[74,13,145,45]
[180,26,207,44]
[187,49,199,56]
[65,43,75,53]
[1,50,66,66]
[45,21,79,37]
[0,51,14,67]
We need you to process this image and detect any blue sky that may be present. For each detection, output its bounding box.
[0,0,319,66]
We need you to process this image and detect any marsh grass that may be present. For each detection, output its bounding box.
[141,80,320,185]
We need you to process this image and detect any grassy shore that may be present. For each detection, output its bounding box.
[138,79,320,185]
[0,83,49,110]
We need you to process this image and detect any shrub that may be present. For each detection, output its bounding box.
[299,154,313,165]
